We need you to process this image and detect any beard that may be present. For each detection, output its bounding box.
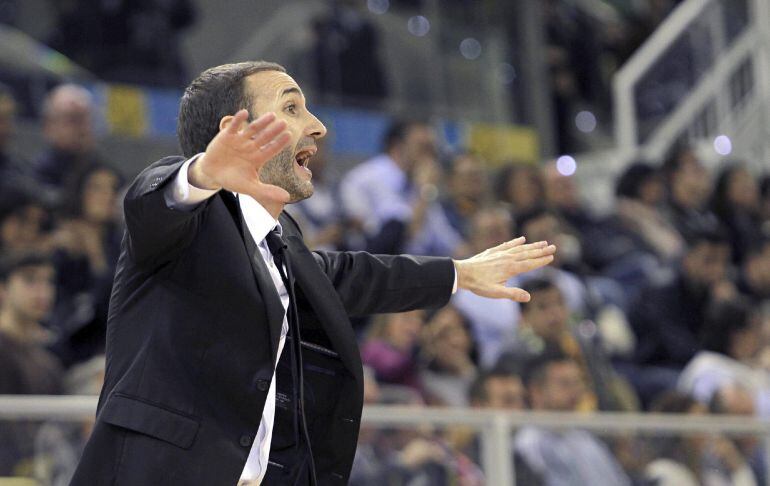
[259,145,314,203]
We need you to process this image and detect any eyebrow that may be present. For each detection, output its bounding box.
[280,87,302,98]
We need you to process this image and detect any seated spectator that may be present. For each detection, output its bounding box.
[340,120,462,256]
[514,350,631,485]
[661,146,720,242]
[738,238,770,304]
[625,227,734,403]
[613,161,683,262]
[497,277,637,411]
[34,85,106,206]
[542,159,595,236]
[451,206,521,367]
[645,391,757,486]
[710,163,762,263]
[678,298,770,416]
[495,163,544,219]
[48,164,124,366]
[0,252,63,476]
[418,306,479,406]
[0,189,50,254]
[468,368,527,411]
[361,311,424,391]
[439,152,489,243]
[288,137,345,251]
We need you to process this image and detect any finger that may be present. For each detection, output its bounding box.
[255,131,292,162]
[514,255,555,273]
[226,109,250,134]
[510,244,556,262]
[481,284,531,302]
[246,119,288,149]
[239,112,277,138]
[505,241,549,256]
[489,236,525,253]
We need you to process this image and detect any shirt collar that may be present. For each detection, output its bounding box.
[235,192,281,242]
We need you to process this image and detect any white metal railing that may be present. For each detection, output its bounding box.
[613,0,770,165]
[2,396,770,485]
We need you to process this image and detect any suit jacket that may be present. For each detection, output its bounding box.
[70,156,454,485]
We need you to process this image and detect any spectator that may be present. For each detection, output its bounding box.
[710,163,762,263]
[48,164,124,366]
[0,189,50,254]
[645,391,757,486]
[34,85,104,205]
[626,227,734,403]
[515,350,631,485]
[311,0,388,101]
[468,368,527,411]
[738,238,770,304]
[451,206,521,367]
[661,146,719,242]
[340,121,440,254]
[496,277,638,411]
[439,152,489,242]
[495,163,544,219]
[0,252,63,476]
[48,0,196,87]
[613,161,683,262]
[361,311,424,391]
[288,137,345,251]
[418,305,479,406]
[678,298,770,416]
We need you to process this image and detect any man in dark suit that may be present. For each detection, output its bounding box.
[70,61,555,485]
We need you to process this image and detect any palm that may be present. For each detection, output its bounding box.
[200,110,292,202]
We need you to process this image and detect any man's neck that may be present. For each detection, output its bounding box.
[260,200,284,220]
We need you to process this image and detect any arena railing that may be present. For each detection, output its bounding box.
[613,0,770,166]
[2,395,770,485]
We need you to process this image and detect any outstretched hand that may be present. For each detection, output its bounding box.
[453,237,556,302]
[188,110,292,203]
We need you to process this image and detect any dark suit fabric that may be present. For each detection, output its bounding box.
[70,156,454,485]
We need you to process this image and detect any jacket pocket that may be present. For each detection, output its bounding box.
[99,393,200,449]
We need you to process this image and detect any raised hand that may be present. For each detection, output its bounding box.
[188,110,292,202]
[453,237,556,302]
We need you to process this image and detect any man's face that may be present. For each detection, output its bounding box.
[44,100,94,154]
[682,241,730,289]
[523,286,569,342]
[450,155,487,201]
[244,71,327,203]
[400,125,437,171]
[484,376,527,410]
[531,361,585,411]
[1,264,55,323]
[671,156,711,210]
[471,210,512,253]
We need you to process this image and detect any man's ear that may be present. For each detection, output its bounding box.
[219,115,235,132]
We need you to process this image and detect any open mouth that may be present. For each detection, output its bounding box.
[294,147,316,168]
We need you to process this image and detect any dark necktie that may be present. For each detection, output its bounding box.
[264,229,317,486]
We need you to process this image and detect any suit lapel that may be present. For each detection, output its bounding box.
[285,235,363,383]
[220,192,284,363]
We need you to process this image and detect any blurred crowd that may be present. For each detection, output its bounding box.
[2,76,770,485]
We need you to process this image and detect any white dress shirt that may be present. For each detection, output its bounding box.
[164,157,289,484]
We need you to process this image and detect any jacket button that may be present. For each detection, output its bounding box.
[256,379,269,392]
[240,435,253,447]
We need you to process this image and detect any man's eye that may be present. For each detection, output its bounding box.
[285,104,297,115]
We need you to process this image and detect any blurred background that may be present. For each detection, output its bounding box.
[0,0,770,484]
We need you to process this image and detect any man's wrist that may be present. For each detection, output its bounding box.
[188,156,222,191]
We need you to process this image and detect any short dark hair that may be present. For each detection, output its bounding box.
[683,224,729,249]
[177,61,286,157]
[382,119,429,153]
[522,347,572,388]
[518,277,558,312]
[615,162,658,199]
[515,206,557,235]
[468,367,521,404]
[0,251,53,282]
[0,188,43,225]
[649,390,698,414]
[700,298,753,356]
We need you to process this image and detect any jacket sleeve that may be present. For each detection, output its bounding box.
[312,250,455,316]
[123,156,212,266]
